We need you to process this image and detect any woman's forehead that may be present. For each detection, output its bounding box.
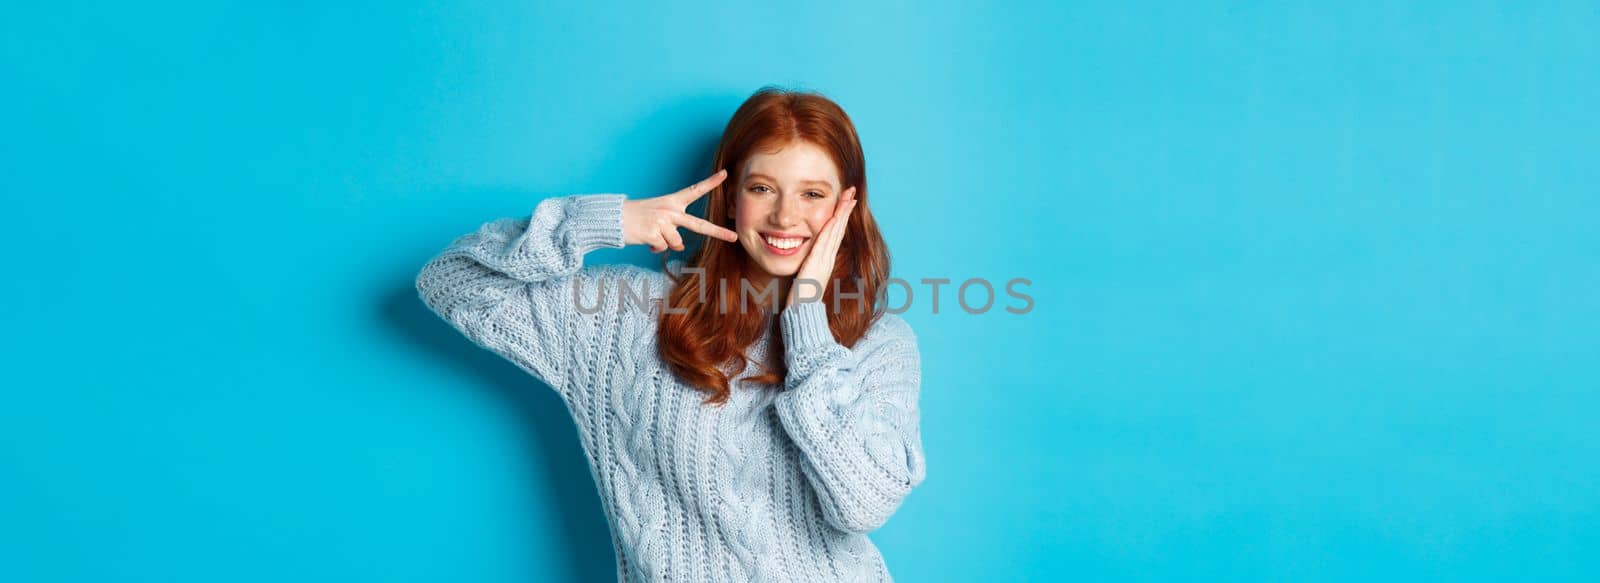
[742,142,840,186]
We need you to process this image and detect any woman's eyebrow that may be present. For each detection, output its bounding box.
[746,173,834,188]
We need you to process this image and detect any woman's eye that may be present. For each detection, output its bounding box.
[750,185,772,193]
[805,191,824,199]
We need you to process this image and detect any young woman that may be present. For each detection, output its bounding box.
[415,87,926,582]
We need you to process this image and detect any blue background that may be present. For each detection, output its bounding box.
[4,2,1597,581]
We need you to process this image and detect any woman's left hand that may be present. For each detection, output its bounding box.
[787,186,858,307]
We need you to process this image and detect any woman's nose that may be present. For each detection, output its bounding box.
[769,196,801,227]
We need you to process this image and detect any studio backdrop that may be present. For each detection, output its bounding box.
[3,2,1597,582]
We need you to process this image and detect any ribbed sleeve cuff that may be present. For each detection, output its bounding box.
[564,194,626,253]
[781,300,838,353]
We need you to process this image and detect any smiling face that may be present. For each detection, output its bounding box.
[733,140,844,282]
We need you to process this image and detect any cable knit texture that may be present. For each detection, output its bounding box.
[414,193,927,582]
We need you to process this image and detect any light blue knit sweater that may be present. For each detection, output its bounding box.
[414,193,927,582]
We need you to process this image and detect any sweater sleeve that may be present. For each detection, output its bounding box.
[414,194,630,402]
[772,301,928,534]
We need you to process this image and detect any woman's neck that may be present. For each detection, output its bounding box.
[742,271,792,313]
[731,255,793,314]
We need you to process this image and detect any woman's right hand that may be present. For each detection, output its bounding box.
[622,169,740,253]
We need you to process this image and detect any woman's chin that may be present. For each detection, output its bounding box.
[751,260,800,279]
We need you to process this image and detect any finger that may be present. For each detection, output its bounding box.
[671,168,728,205]
[648,232,668,253]
[831,186,853,217]
[808,216,843,260]
[825,200,857,247]
[662,226,685,252]
[676,213,738,242]
[826,199,855,236]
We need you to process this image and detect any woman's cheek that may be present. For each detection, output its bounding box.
[810,210,832,231]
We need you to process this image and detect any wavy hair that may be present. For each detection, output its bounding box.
[656,87,890,406]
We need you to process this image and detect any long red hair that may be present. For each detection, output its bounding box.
[657,87,891,406]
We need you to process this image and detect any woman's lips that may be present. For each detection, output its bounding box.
[759,233,808,256]
[762,238,805,256]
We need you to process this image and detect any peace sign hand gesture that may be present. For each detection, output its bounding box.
[622,169,740,253]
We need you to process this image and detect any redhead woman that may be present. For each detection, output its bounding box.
[415,87,926,582]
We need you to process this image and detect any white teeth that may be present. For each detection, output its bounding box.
[762,235,805,250]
